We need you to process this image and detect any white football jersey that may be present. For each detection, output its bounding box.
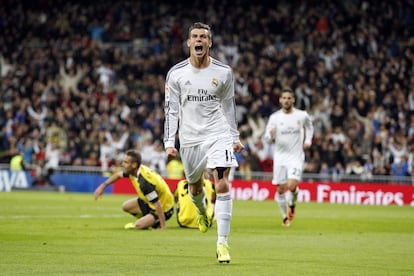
[263,108,314,166]
[164,58,239,148]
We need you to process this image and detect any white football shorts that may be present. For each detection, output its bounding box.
[272,164,303,185]
[180,137,238,183]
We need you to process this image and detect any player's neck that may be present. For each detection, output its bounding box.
[189,55,210,69]
[282,107,294,114]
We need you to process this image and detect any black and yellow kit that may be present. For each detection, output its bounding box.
[174,179,215,228]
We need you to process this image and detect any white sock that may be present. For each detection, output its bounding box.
[215,192,232,246]
[290,187,299,206]
[276,192,287,218]
[189,187,206,214]
[217,236,228,246]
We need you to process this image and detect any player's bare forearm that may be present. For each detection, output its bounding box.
[154,202,166,230]
[94,172,122,200]
[93,185,105,200]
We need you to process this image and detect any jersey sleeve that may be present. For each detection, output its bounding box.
[164,70,180,149]
[140,179,159,204]
[263,113,277,143]
[303,111,314,146]
[221,68,240,143]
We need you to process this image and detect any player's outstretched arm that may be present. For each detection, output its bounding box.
[94,171,123,200]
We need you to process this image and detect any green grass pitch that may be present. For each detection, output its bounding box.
[0,191,413,276]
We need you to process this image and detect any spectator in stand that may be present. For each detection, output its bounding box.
[59,62,88,92]
[391,155,410,178]
[17,137,39,166]
[44,138,60,175]
[388,137,408,165]
[27,99,48,134]
[330,105,346,129]
[247,105,266,142]
[247,137,273,172]
[105,125,129,153]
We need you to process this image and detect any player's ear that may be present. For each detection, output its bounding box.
[187,39,191,48]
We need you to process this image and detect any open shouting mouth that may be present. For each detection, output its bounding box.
[195,44,203,54]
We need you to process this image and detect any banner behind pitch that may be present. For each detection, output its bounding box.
[112,178,414,206]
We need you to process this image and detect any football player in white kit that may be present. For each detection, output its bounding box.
[263,88,314,227]
[164,22,244,263]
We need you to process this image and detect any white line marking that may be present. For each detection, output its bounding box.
[0,214,125,219]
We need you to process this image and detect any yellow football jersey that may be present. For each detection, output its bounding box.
[128,165,174,212]
[174,179,215,228]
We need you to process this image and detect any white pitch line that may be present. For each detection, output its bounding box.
[0,214,125,219]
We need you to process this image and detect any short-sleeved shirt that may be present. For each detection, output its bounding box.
[126,165,174,213]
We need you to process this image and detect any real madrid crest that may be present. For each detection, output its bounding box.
[211,78,218,87]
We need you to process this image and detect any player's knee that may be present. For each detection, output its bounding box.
[277,185,287,194]
[189,180,204,196]
[288,184,298,192]
[122,201,135,214]
[276,192,286,202]
[121,202,129,212]
[215,180,229,193]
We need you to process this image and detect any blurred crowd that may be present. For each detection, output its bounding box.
[1,0,414,181]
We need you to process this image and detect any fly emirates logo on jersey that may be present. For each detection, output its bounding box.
[280,127,300,135]
[187,89,217,102]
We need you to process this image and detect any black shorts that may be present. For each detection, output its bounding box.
[137,198,174,228]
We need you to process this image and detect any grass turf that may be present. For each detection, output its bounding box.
[0,190,413,276]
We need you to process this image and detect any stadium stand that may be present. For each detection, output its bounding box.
[1,0,414,184]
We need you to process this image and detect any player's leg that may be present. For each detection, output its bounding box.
[122,198,143,217]
[213,167,232,263]
[188,178,208,218]
[189,178,212,233]
[207,138,237,263]
[287,179,299,220]
[180,145,211,232]
[133,214,156,229]
[123,198,153,230]
[286,166,302,221]
[130,207,174,230]
[273,166,290,226]
[276,184,290,226]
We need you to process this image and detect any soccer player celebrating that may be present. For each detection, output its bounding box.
[94,150,174,230]
[164,22,244,263]
[263,88,314,227]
